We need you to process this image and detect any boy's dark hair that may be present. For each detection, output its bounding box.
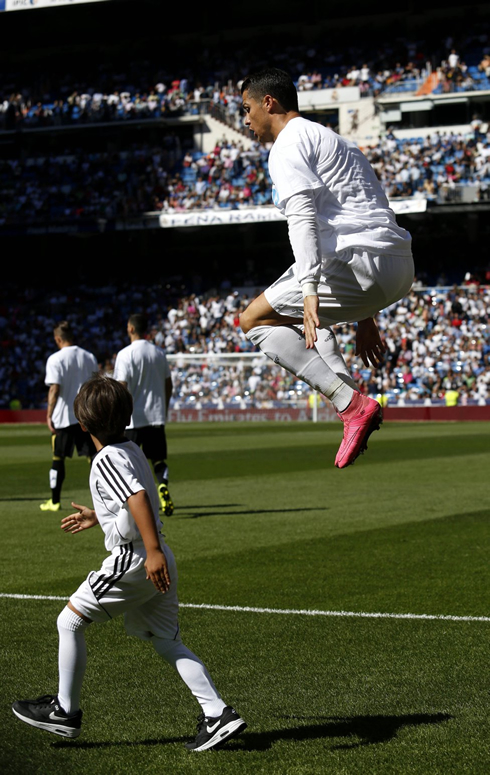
[241,67,299,112]
[128,313,148,337]
[74,375,133,445]
[54,320,74,343]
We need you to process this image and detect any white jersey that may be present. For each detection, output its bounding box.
[45,345,98,429]
[268,117,412,283]
[90,440,162,551]
[113,339,171,429]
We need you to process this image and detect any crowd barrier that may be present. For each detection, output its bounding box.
[1,405,489,424]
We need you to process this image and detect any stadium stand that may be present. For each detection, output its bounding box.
[0,2,489,418]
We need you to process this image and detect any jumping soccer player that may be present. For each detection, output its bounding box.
[40,321,98,511]
[113,313,174,515]
[240,67,414,468]
[13,375,246,752]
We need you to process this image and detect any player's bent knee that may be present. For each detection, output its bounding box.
[239,310,254,334]
[58,605,90,632]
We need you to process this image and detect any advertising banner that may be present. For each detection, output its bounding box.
[158,199,427,228]
[2,0,107,10]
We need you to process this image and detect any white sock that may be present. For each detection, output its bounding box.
[57,607,89,714]
[314,327,359,392]
[152,636,226,718]
[246,324,354,412]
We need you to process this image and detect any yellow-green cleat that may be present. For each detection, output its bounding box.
[158,484,174,516]
[40,499,61,512]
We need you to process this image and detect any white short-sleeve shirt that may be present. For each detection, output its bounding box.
[45,345,98,428]
[113,339,171,429]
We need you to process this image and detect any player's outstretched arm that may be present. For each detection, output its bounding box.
[355,317,387,368]
[127,490,170,594]
[61,502,99,533]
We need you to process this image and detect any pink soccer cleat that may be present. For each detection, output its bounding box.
[335,392,383,469]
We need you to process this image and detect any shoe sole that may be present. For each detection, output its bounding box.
[12,707,81,738]
[336,406,383,469]
[188,719,247,752]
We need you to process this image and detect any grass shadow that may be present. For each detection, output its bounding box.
[53,712,452,752]
[176,507,327,519]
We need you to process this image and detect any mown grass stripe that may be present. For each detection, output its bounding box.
[1,593,489,623]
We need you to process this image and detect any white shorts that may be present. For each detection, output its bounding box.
[70,537,180,641]
[264,248,415,326]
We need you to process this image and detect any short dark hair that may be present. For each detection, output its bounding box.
[241,67,299,112]
[128,313,148,336]
[74,375,133,445]
[54,320,74,343]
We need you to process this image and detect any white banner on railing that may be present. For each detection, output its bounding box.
[3,0,107,10]
[389,198,427,214]
[159,207,286,229]
[158,198,426,228]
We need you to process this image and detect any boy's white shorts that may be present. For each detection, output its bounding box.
[264,248,415,326]
[70,537,180,641]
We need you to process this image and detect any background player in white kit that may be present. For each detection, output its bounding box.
[113,313,174,515]
[240,68,415,468]
[12,375,246,752]
[40,321,98,511]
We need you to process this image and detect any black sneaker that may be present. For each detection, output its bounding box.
[12,694,82,739]
[185,705,247,752]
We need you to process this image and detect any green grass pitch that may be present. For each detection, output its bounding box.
[1,419,490,774]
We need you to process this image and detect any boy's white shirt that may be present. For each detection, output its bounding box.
[90,439,162,551]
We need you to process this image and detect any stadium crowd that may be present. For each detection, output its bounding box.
[2,23,490,131]
[2,20,490,225]
[1,280,489,413]
[1,22,489,415]
[2,128,490,227]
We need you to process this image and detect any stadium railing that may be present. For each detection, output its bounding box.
[166,352,337,422]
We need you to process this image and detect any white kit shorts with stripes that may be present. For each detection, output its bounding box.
[69,536,180,641]
[265,248,415,326]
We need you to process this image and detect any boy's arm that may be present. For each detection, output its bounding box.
[61,502,99,533]
[127,490,170,593]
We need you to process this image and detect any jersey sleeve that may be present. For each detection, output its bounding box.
[113,350,131,383]
[93,452,145,506]
[45,354,62,386]
[284,191,322,288]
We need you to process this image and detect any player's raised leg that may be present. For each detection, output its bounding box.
[240,293,381,468]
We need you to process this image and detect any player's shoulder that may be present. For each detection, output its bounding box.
[138,339,167,360]
[46,349,60,364]
[95,439,139,467]
[78,345,98,361]
[116,342,133,359]
[274,117,335,157]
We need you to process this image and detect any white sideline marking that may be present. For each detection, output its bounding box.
[0,594,489,623]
